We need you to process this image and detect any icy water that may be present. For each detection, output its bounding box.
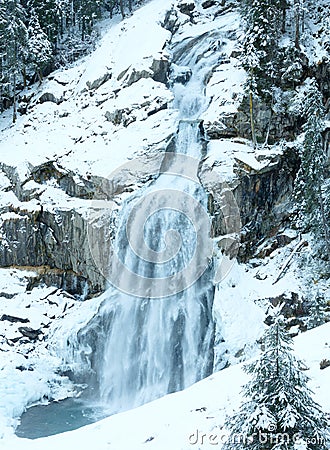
[16,29,225,439]
[16,398,108,439]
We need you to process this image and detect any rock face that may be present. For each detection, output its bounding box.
[0,207,108,295]
[234,148,300,259]
[201,146,300,260]
[177,0,195,16]
[0,145,171,295]
[0,3,179,298]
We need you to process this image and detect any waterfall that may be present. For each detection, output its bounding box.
[68,31,226,415]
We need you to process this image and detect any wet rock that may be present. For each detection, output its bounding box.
[202,146,300,259]
[151,56,170,84]
[171,64,192,85]
[0,132,172,295]
[0,208,110,295]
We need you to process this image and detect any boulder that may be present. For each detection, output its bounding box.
[0,315,30,324]
[18,327,43,341]
[178,0,196,15]
[86,72,112,90]
[117,53,170,87]
[201,0,218,8]
[38,92,61,105]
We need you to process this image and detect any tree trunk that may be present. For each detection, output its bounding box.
[22,66,27,88]
[318,190,330,255]
[294,0,300,49]
[281,6,286,33]
[82,17,85,41]
[119,0,125,18]
[13,72,17,123]
[38,67,43,84]
[249,89,256,147]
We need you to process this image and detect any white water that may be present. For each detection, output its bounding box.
[68,31,225,415]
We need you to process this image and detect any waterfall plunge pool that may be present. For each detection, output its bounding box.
[15,397,110,439]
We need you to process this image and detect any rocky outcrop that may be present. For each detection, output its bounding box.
[177,0,195,16]
[117,52,170,87]
[170,64,192,85]
[0,133,173,296]
[86,72,112,91]
[201,146,300,259]
[104,78,172,127]
[0,207,109,295]
[162,8,181,33]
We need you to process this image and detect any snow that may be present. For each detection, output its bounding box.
[0,270,78,440]
[0,0,178,187]
[76,0,171,92]
[1,319,328,450]
[0,0,329,448]
[203,139,282,182]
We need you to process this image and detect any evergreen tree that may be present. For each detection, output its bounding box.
[75,0,102,40]
[27,9,52,81]
[240,0,288,97]
[239,0,289,144]
[27,0,60,44]
[0,0,7,111]
[308,290,327,329]
[224,308,329,450]
[0,0,28,122]
[291,79,330,256]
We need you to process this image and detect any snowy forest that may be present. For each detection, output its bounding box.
[0,0,329,448]
[0,0,139,115]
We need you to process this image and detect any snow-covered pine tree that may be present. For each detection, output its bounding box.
[27,9,52,82]
[308,290,327,329]
[239,0,289,144]
[240,0,288,97]
[291,79,330,257]
[76,0,102,40]
[27,0,60,45]
[0,0,28,122]
[0,0,7,111]
[224,308,329,450]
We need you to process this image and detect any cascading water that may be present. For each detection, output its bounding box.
[68,31,226,415]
